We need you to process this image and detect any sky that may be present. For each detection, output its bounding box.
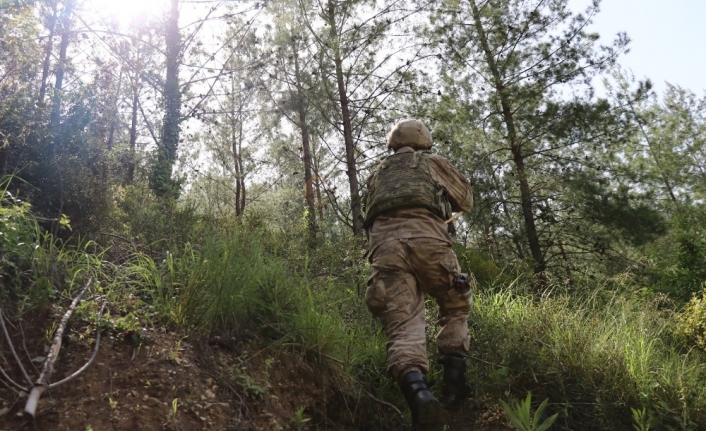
[570,0,706,96]
[88,0,706,97]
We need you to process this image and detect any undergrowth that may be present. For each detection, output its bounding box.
[2,184,706,431]
[467,287,706,430]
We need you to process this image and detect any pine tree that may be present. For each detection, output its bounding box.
[427,0,629,279]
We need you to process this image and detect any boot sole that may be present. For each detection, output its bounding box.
[417,397,443,428]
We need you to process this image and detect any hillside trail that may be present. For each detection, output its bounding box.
[0,322,512,431]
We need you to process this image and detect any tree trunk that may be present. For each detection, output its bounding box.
[233,122,242,216]
[151,0,181,198]
[490,167,526,260]
[299,107,317,230]
[38,0,58,106]
[470,0,546,276]
[126,86,138,184]
[313,151,324,220]
[107,66,124,151]
[327,0,362,236]
[293,45,317,231]
[234,115,245,216]
[237,129,245,215]
[50,0,76,131]
[230,77,246,217]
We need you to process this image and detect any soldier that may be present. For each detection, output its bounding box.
[363,119,473,429]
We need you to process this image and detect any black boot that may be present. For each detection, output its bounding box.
[438,353,472,401]
[399,371,443,430]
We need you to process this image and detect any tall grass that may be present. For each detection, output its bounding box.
[135,226,390,385]
[467,287,706,430]
[133,225,706,430]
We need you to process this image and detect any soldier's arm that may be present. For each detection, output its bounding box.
[429,155,473,213]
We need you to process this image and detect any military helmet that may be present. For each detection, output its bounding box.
[387,119,433,151]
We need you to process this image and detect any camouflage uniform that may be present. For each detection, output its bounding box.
[365,146,473,381]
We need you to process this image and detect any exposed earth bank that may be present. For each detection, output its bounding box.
[0,321,512,431]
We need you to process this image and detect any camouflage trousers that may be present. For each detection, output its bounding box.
[365,238,472,382]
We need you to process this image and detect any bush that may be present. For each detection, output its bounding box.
[674,283,706,351]
[648,208,706,300]
[110,185,201,250]
[0,185,38,284]
[453,246,527,291]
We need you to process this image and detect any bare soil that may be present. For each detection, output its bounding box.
[0,313,512,431]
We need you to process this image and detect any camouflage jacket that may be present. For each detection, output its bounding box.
[365,146,473,253]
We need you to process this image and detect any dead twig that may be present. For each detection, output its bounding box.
[0,308,33,386]
[361,387,404,419]
[0,361,28,392]
[24,278,93,418]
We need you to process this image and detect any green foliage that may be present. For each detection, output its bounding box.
[648,209,706,299]
[0,183,38,283]
[112,185,201,249]
[453,246,526,290]
[291,405,311,430]
[674,283,706,350]
[467,286,706,430]
[0,176,101,306]
[501,392,558,431]
[223,358,272,399]
[631,407,653,431]
[572,179,667,247]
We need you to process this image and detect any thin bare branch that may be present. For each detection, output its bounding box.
[0,309,32,386]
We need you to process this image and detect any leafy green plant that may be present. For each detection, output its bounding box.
[291,405,311,430]
[0,179,41,287]
[233,365,270,399]
[674,282,706,350]
[44,321,57,344]
[501,392,558,431]
[631,407,652,431]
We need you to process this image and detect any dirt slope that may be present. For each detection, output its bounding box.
[0,323,512,431]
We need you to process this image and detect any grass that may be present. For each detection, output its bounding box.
[138,224,706,430]
[466,286,706,430]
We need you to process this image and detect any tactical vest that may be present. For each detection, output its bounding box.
[363,150,451,228]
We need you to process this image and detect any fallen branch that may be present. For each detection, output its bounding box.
[47,303,105,389]
[24,278,92,418]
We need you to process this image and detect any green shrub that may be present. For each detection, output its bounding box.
[0,176,95,306]
[453,246,527,291]
[648,208,706,300]
[111,185,201,250]
[674,283,706,351]
[0,186,38,283]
